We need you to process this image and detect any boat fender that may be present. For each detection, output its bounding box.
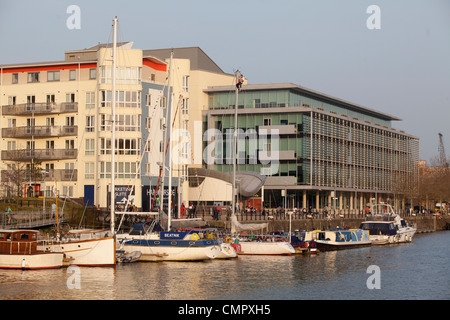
[305,242,309,248]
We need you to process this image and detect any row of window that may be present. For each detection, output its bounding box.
[9,69,97,84]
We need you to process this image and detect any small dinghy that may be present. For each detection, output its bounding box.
[116,251,142,263]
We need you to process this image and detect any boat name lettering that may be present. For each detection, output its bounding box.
[160,232,188,239]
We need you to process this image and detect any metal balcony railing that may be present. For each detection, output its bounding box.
[1,149,77,161]
[1,169,78,182]
[1,102,78,116]
[2,125,78,138]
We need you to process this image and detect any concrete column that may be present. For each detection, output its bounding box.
[303,190,307,209]
[339,193,343,210]
[350,194,354,210]
[316,190,320,210]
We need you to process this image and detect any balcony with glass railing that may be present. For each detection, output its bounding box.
[2,125,78,138]
[1,169,77,182]
[1,149,77,161]
[2,102,78,116]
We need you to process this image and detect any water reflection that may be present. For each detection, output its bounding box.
[0,232,448,300]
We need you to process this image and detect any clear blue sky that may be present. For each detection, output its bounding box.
[1,0,449,162]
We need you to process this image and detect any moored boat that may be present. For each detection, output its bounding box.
[313,228,371,251]
[290,231,318,254]
[231,234,295,256]
[39,229,116,266]
[117,221,220,262]
[360,203,416,244]
[0,229,63,270]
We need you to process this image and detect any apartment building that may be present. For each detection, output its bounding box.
[0,43,234,211]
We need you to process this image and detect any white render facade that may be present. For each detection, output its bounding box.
[0,43,234,211]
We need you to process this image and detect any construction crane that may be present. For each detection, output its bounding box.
[438,133,448,167]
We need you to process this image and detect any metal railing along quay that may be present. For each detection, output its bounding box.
[1,209,65,229]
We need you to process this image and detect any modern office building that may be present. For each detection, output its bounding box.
[202,83,420,212]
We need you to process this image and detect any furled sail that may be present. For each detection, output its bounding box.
[230,214,268,233]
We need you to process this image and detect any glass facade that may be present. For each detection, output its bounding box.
[204,85,419,202]
[208,88,392,127]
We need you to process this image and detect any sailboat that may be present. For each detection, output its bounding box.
[38,18,122,267]
[115,51,220,261]
[228,71,294,256]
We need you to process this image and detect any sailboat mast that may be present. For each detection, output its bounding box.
[167,93,174,230]
[160,51,173,223]
[232,70,240,216]
[110,16,118,235]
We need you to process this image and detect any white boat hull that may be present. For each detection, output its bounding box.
[0,252,63,270]
[40,237,116,266]
[120,242,219,262]
[215,243,237,259]
[370,228,416,244]
[236,241,295,255]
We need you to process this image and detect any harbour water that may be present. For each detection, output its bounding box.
[0,231,448,301]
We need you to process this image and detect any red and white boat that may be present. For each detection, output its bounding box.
[0,229,63,270]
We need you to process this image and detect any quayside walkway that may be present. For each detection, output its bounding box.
[0,209,66,229]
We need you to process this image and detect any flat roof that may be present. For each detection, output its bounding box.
[204,82,401,121]
[0,59,96,69]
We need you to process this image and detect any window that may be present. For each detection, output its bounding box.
[63,186,74,197]
[89,68,96,80]
[47,71,60,82]
[182,98,189,115]
[100,161,139,179]
[65,139,75,149]
[100,138,140,155]
[7,96,16,105]
[85,162,94,179]
[86,92,95,109]
[46,117,55,126]
[46,94,55,105]
[69,69,76,81]
[66,93,75,103]
[116,114,141,132]
[100,114,111,131]
[100,66,141,84]
[85,139,95,156]
[7,141,16,150]
[65,116,75,126]
[46,140,55,150]
[145,94,151,106]
[182,75,189,92]
[100,90,140,108]
[263,118,272,126]
[27,72,40,83]
[12,73,18,84]
[86,116,95,132]
[8,118,16,128]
